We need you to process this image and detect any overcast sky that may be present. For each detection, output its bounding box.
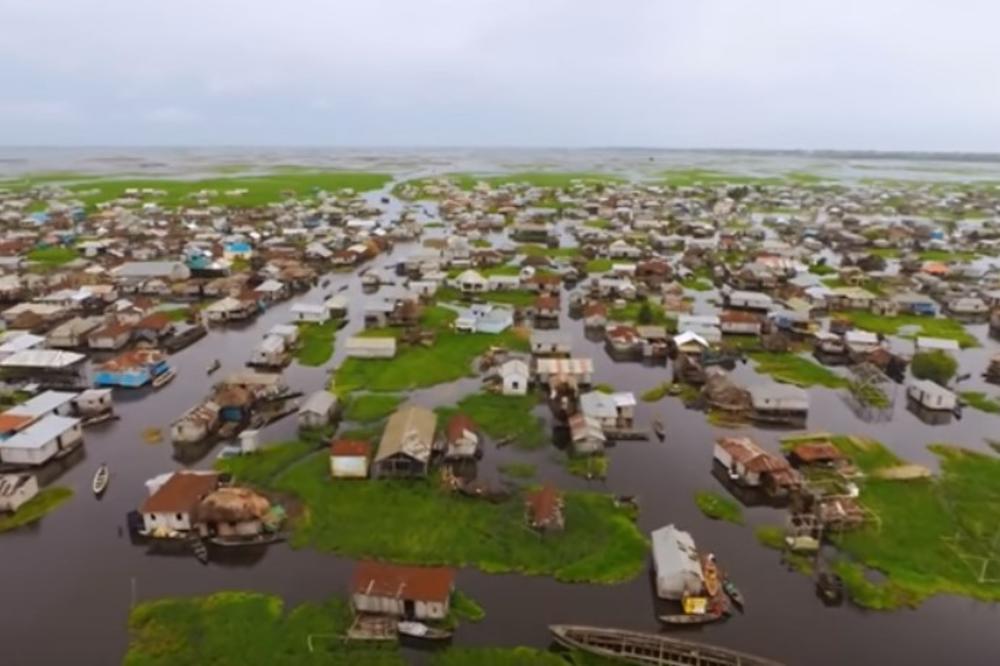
[1,0,998,151]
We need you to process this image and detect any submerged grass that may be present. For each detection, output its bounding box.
[0,487,73,533]
[499,462,537,479]
[215,439,320,487]
[566,455,609,479]
[694,490,744,525]
[749,352,848,389]
[273,453,647,584]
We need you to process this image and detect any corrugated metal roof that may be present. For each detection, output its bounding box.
[0,414,79,449]
[0,349,85,368]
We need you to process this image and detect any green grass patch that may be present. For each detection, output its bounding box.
[215,440,319,487]
[833,561,918,610]
[834,310,978,348]
[917,250,979,262]
[640,382,674,402]
[584,218,612,229]
[749,352,848,388]
[585,258,614,273]
[566,455,609,479]
[499,463,537,479]
[0,487,73,533]
[809,263,836,276]
[437,393,547,450]
[680,276,713,291]
[125,592,401,666]
[431,648,575,666]
[755,525,786,550]
[335,326,528,394]
[609,301,668,326]
[160,307,191,322]
[26,245,78,266]
[960,391,1000,414]
[294,319,340,367]
[343,393,403,423]
[454,172,624,190]
[593,383,615,394]
[67,171,391,209]
[694,490,744,525]
[659,169,784,187]
[273,454,648,584]
[436,285,537,308]
[449,591,485,623]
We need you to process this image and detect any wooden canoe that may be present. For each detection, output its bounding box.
[657,611,724,626]
[92,464,110,496]
[549,625,784,666]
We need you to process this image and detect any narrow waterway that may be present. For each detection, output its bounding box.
[3,181,1000,666]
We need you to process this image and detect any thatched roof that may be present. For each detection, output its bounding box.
[195,486,271,523]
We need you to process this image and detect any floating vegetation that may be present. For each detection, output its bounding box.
[694,490,744,525]
[0,487,74,533]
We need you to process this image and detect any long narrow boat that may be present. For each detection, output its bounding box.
[396,621,452,641]
[723,578,745,610]
[550,625,784,666]
[92,464,110,496]
[151,368,177,389]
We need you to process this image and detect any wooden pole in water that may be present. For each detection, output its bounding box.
[130,576,137,608]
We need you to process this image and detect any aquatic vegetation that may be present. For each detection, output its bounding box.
[911,350,959,385]
[659,168,783,187]
[0,487,73,533]
[834,310,978,348]
[499,462,537,479]
[609,301,669,326]
[294,319,341,367]
[566,455,609,479]
[215,439,321,487]
[343,393,404,423]
[593,383,615,394]
[694,490,744,525]
[585,258,614,272]
[640,382,674,402]
[26,245,78,266]
[335,327,529,394]
[67,171,391,209]
[125,592,402,666]
[754,525,786,550]
[437,393,547,450]
[160,307,192,322]
[679,276,714,291]
[749,352,849,389]
[449,591,486,623]
[916,249,979,262]
[273,454,647,584]
[768,439,1000,610]
[847,380,891,408]
[808,263,836,276]
[435,285,538,308]
[832,561,918,610]
[960,391,1000,414]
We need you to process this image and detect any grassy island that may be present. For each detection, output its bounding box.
[0,487,74,533]
[220,442,647,584]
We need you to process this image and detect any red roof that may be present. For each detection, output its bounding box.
[140,472,219,514]
[535,295,560,311]
[446,414,476,443]
[526,484,562,524]
[330,439,370,457]
[0,413,33,435]
[583,303,607,317]
[98,348,165,371]
[352,562,454,603]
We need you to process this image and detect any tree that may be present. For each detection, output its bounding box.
[637,301,654,325]
[911,350,958,386]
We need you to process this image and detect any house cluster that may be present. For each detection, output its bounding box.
[0,388,112,469]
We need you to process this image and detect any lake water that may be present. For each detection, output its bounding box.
[2,151,1000,665]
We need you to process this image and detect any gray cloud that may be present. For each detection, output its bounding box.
[0,0,997,150]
